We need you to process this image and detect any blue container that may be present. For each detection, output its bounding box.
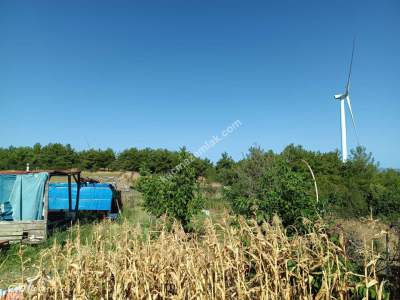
[49,183,113,211]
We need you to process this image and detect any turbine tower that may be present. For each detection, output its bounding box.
[334,39,359,162]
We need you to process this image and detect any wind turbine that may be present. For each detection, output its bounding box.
[334,39,359,162]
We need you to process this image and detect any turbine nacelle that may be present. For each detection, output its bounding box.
[334,93,347,100]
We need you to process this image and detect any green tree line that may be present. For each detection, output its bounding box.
[0,143,212,177]
[1,143,399,221]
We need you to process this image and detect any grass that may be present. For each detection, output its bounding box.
[0,223,96,289]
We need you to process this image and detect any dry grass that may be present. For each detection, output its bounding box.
[334,217,399,256]
[22,215,387,299]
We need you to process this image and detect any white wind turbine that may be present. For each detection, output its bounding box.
[334,39,359,162]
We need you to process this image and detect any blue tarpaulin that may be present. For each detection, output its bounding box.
[49,183,113,211]
[0,173,49,221]
[0,175,16,220]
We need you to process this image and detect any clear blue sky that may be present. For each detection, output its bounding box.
[0,1,399,167]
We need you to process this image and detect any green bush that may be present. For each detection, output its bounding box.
[136,149,204,229]
[216,152,237,186]
[369,169,400,220]
[225,147,317,228]
[280,144,400,222]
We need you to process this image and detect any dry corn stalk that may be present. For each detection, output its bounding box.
[25,217,385,299]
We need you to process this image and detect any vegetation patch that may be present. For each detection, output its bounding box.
[23,216,389,299]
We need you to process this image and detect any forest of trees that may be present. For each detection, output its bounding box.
[1,143,399,221]
[0,143,213,177]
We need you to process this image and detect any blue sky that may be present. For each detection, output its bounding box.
[0,1,399,167]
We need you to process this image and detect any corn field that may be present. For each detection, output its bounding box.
[24,216,386,299]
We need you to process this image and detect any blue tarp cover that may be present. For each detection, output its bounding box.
[0,175,16,220]
[49,183,113,211]
[0,173,49,221]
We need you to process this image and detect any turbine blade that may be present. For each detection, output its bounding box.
[346,95,360,145]
[345,37,356,93]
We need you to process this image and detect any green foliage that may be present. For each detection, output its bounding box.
[1,142,400,222]
[226,147,317,227]
[114,148,179,173]
[79,148,116,171]
[369,169,400,219]
[136,149,204,228]
[281,144,400,221]
[190,157,213,178]
[0,146,35,170]
[216,152,237,186]
[204,166,218,182]
[0,144,212,177]
[0,143,78,170]
[37,143,78,169]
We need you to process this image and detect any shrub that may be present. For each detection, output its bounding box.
[216,152,237,186]
[225,147,317,227]
[136,149,203,228]
[370,169,400,220]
